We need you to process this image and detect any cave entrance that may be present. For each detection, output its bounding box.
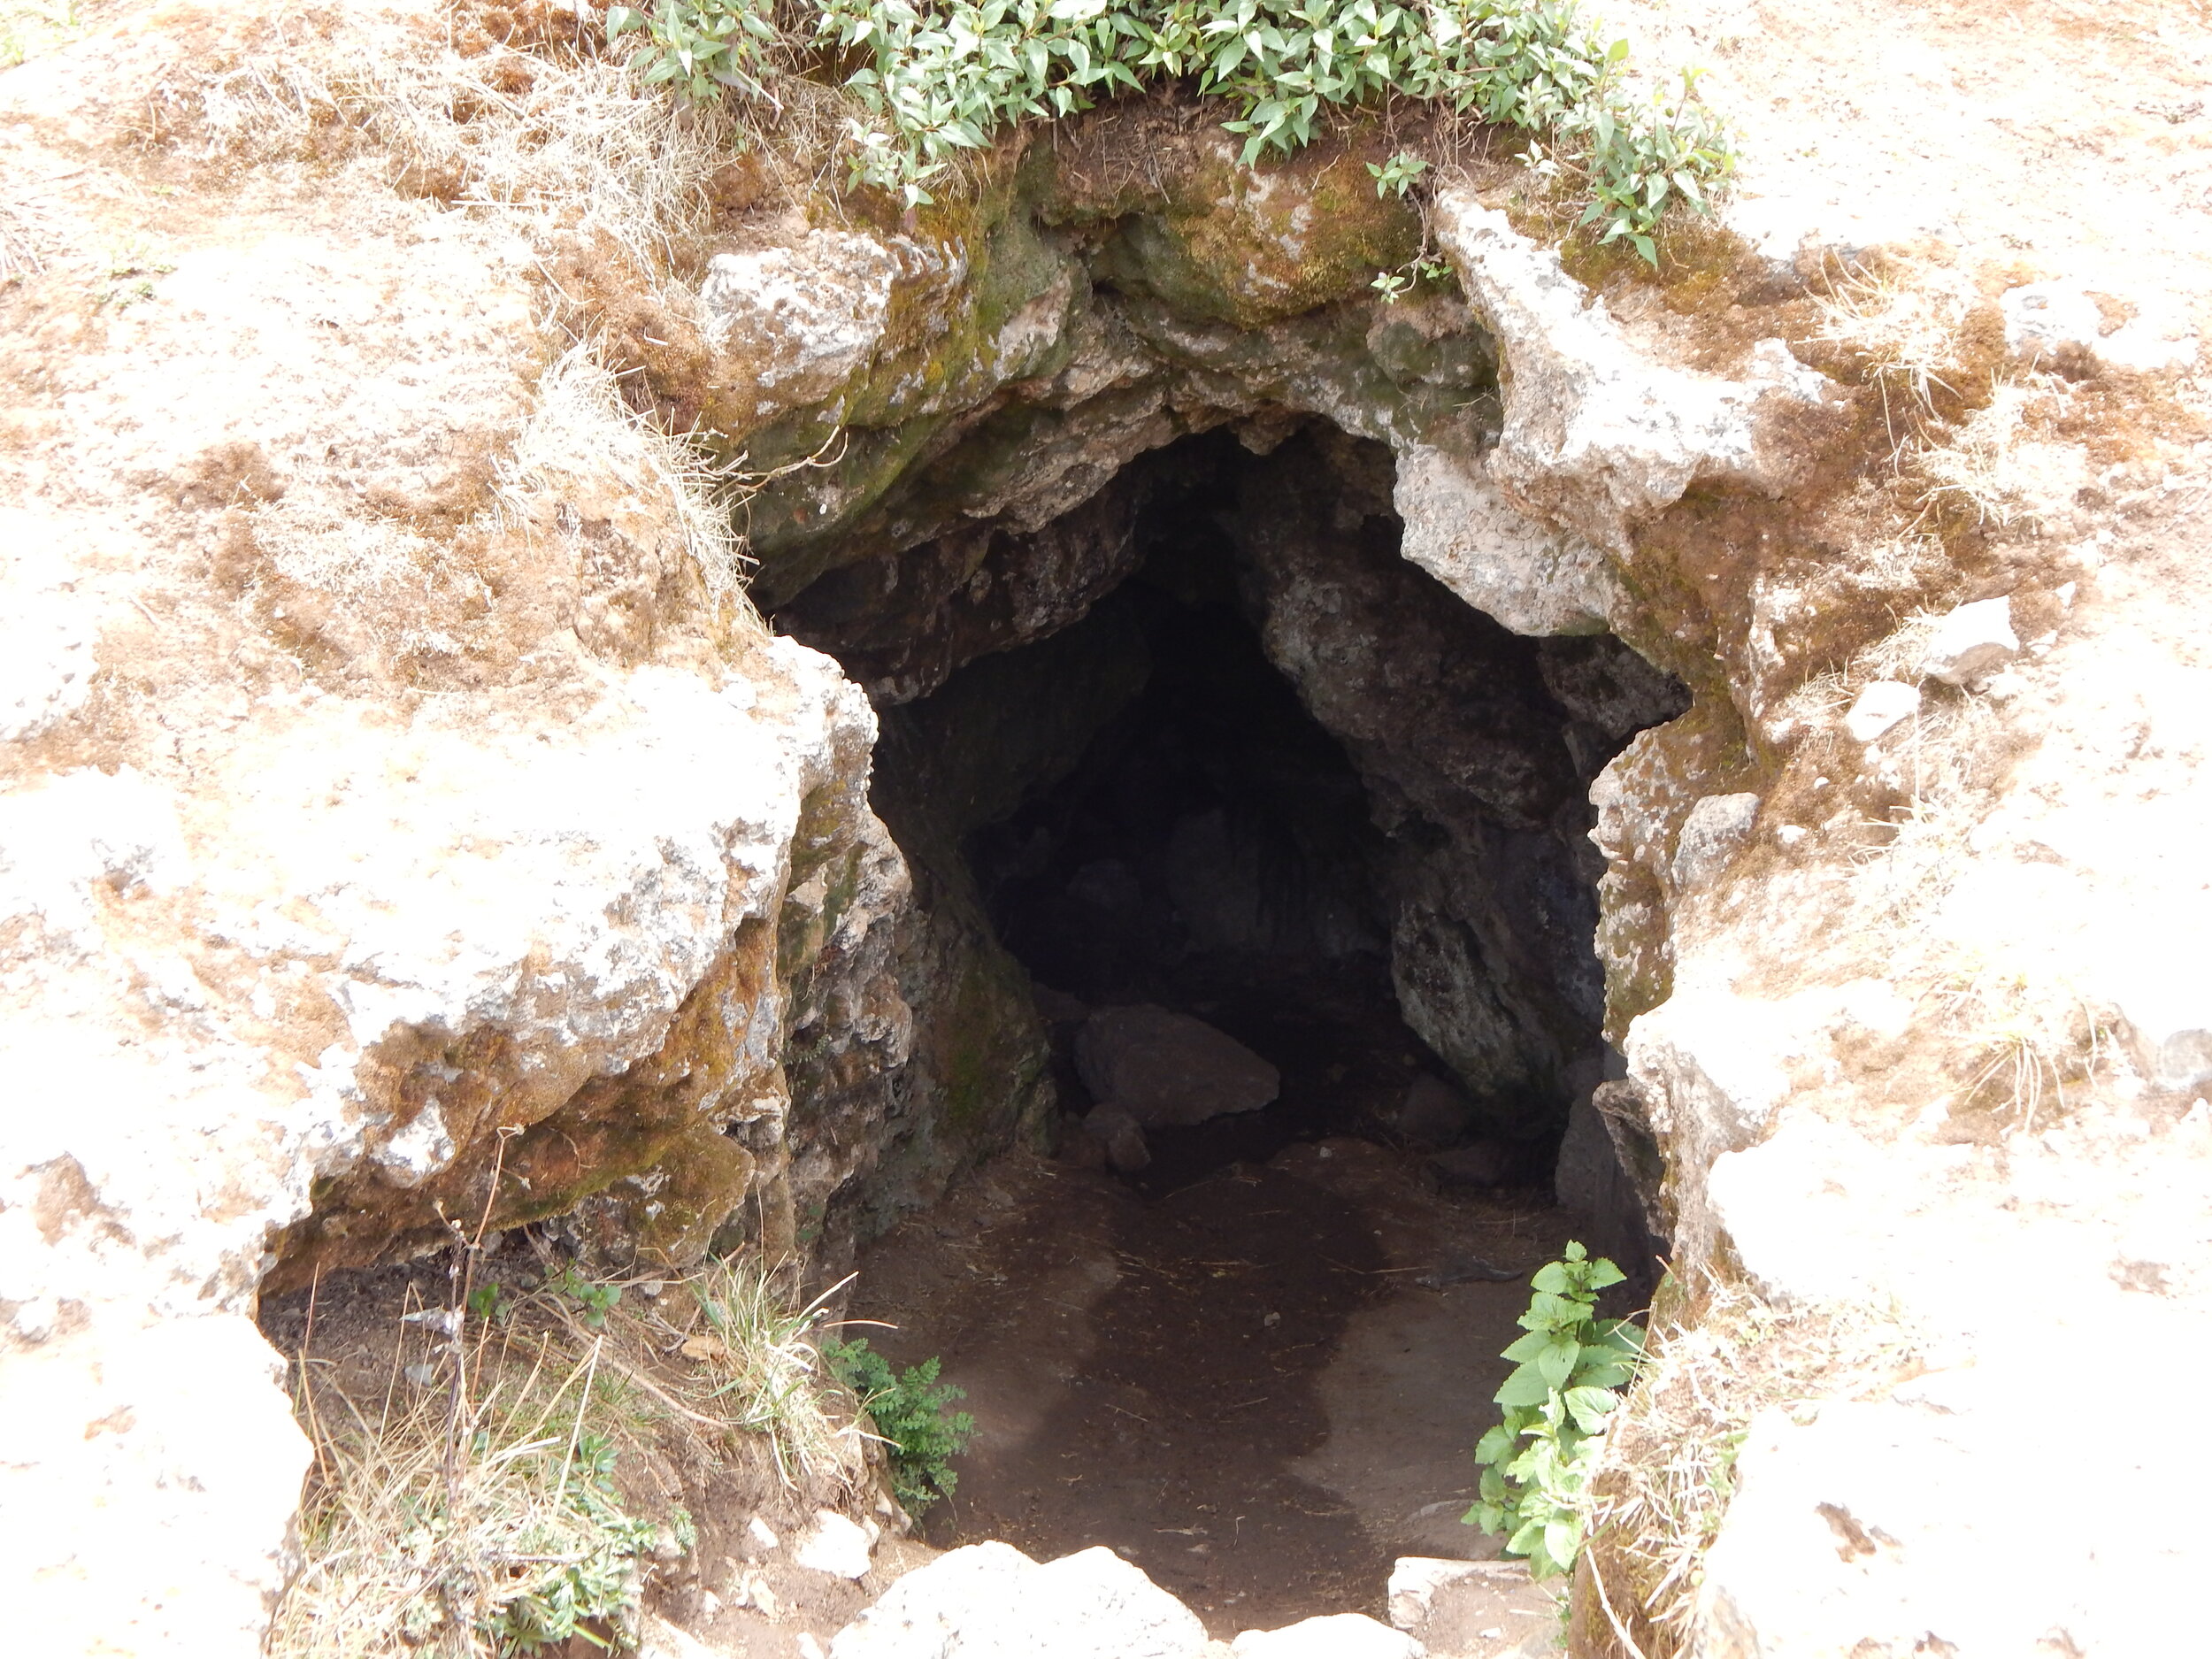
[964,472,1441,1198]
[780,422,1685,1631]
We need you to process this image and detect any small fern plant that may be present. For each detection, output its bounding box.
[822,1337,977,1514]
[1467,1241,1641,1579]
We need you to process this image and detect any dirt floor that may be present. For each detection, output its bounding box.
[845,1139,1573,1639]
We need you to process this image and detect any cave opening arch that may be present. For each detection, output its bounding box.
[779,417,1687,1229]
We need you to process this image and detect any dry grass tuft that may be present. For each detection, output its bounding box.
[1581,1273,1922,1656]
[497,342,764,616]
[1922,954,2110,1133]
[167,13,729,277]
[1810,261,2092,535]
[1811,261,1976,434]
[1914,373,2087,531]
[271,1248,866,1659]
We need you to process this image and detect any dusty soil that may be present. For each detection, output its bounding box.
[847,1139,1572,1639]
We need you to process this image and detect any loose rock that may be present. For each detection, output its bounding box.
[1919,597,2019,689]
[1232,1612,1425,1659]
[1075,1006,1281,1128]
[830,1541,1210,1659]
[1425,1142,1514,1192]
[1385,1075,1477,1149]
[796,1509,878,1581]
[1082,1103,1153,1173]
[1844,681,1923,743]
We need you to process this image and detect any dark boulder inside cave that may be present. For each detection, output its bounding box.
[779,423,1688,1200]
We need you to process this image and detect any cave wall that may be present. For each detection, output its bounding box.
[1217,430,1686,1134]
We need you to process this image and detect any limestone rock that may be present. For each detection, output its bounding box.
[1425,1142,1514,1191]
[1430,190,1834,551]
[1554,1083,1667,1275]
[1843,680,1923,743]
[1082,1102,1154,1172]
[1075,1006,1280,1128]
[1692,1386,2185,1659]
[1671,794,1761,891]
[1386,1074,1478,1149]
[1231,1612,1424,1659]
[830,1541,1210,1659]
[1392,443,1618,637]
[0,9,904,1640]
[2106,968,2212,1091]
[795,1510,879,1580]
[697,231,898,420]
[1918,597,2018,689]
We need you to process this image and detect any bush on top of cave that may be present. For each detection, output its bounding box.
[607,0,1731,258]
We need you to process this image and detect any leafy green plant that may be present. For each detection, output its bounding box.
[821,1336,976,1513]
[492,1429,659,1654]
[1467,1241,1641,1579]
[612,0,1732,244]
[1367,149,1429,198]
[606,0,781,103]
[468,1279,514,1325]
[545,1265,622,1329]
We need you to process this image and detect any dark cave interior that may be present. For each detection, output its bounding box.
[784,423,1691,1196]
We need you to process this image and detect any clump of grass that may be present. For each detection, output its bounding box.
[1924,955,2110,1134]
[495,342,764,616]
[272,1248,867,1659]
[154,12,742,279]
[1811,260,1976,440]
[664,1256,866,1487]
[274,1284,663,1657]
[1914,373,2085,532]
[1578,1272,1921,1657]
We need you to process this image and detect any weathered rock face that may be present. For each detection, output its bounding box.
[0,7,927,1646]
[1214,432,1686,1129]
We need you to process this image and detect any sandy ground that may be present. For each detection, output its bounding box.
[1617,0,2212,312]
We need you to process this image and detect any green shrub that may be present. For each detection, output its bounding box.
[1467,1240,1641,1579]
[821,1336,976,1514]
[606,0,1732,257]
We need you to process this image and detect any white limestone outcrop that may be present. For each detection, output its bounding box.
[830,1542,1212,1659]
[1430,190,1836,556]
[0,9,901,1647]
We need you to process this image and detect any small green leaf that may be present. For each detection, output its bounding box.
[1563,1385,1618,1432]
[1494,1361,1554,1408]
[1536,1337,1580,1389]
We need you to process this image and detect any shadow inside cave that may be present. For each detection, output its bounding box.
[791,421,1686,1626]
